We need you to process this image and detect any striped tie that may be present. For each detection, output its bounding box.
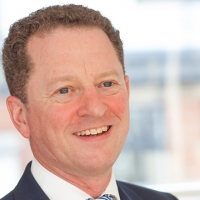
[86,194,115,200]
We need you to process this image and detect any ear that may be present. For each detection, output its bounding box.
[6,96,30,138]
[125,75,130,97]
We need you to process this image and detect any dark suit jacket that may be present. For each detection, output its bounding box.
[1,162,178,200]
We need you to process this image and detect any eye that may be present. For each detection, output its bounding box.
[59,88,69,94]
[102,81,114,87]
[53,86,78,103]
[98,80,119,96]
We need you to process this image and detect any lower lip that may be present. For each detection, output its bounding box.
[74,126,111,142]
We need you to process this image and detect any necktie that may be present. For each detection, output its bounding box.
[86,194,115,200]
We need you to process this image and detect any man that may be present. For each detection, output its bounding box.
[1,4,178,200]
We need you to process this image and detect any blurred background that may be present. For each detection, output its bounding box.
[0,0,200,199]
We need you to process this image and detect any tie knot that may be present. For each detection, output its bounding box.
[86,194,115,200]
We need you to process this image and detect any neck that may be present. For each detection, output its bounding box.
[36,158,112,198]
[64,171,112,198]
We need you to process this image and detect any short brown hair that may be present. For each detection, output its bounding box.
[2,4,124,104]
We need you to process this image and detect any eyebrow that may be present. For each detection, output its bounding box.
[47,70,121,88]
[47,75,75,88]
[96,70,121,79]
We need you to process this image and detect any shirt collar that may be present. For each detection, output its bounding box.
[31,157,120,200]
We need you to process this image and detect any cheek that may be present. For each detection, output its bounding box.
[108,94,129,116]
[44,104,76,129]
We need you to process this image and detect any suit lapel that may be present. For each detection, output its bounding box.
[13,162,49,200]
[117,181,143,200]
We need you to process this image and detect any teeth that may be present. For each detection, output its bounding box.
[102,126,108,132]
[75,126,109,136]
[97,127,102,133]
[85,130,90,135]
[80,131,85,136]
[91,129,97,135]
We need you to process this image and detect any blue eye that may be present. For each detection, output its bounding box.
[103,82,113,87]
[59,88,69,94]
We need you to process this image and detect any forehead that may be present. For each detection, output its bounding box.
[26,27,123,80]
[27,27,117,61]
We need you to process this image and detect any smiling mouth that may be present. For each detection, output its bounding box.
[74,126,110,136]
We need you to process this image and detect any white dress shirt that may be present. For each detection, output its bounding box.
[31,157,120,200]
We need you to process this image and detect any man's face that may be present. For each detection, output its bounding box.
[25,27,130,176]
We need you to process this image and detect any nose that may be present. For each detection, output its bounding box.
[77,88,107,118]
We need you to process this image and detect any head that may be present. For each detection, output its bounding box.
[2,4,124,104]
[3,4,129,181]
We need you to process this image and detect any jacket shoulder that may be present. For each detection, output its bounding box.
[1,191,14,200]
[1,162,49,200]
[117,181,178,200]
